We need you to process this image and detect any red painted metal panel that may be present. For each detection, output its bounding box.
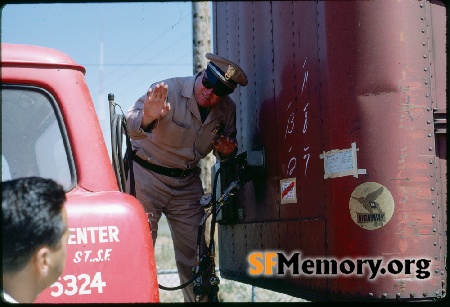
[220,220,327,298]
[35,189,159,303]
[244,1,280,222]
[1,43,86,73]
[215,0,446,301]
[1,44,117,192]
[2,43,159,303]
[321,0,442,299]
[427,0,447,295]
[272,1,326,220]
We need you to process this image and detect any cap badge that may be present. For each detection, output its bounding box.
[225,65,236,81]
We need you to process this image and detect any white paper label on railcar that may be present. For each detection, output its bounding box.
[280,177,297,204]
[320,142,366,179]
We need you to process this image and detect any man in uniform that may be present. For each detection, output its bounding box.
[126,53,248,302]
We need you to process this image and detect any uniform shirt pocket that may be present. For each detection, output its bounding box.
[153,118,192,148]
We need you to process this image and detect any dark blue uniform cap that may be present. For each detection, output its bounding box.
[204,53,248,96]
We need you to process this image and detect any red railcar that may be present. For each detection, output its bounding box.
[213,0,446,301]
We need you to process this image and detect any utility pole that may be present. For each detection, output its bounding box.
[193,1,211,76]
[193,2,218,260]
[192,1,214,194]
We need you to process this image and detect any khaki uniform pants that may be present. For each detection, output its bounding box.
[129,162,209,302]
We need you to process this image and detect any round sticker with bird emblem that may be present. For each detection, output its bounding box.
[349,182,395,230]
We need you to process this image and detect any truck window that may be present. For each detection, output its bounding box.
[1,85,75,190]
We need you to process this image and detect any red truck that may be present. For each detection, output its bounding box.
[1,43,159,303]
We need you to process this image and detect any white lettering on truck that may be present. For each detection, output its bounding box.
[68,226,120,244]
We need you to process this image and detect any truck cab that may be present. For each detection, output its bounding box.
[1,43,159,303]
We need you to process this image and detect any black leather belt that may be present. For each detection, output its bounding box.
[132,155,197,178]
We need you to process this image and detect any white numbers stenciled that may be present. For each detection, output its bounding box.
[50,272,106,297]
[78,274,91,295]
[301,71,309,95]
[303,103,309,134]
[64,275,77,296]
[284,112,295,140]
[301,57,311,177]
[303,147,310,177]
[282,56,312,179]
[286,157,297,177]
[91,272,107,293]
[50,278,63,297]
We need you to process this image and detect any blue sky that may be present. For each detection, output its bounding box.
[1,2,208,154]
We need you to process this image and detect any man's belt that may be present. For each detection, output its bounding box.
[132,155,197,178]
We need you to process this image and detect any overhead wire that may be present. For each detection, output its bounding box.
[114,50,192,100]
[88,10,189,91]
[104,29,192,93]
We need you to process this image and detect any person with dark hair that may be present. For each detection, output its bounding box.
[126,53,248,302]
[1,177,68,303]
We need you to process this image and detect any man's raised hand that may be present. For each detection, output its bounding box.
[141,82,171,127]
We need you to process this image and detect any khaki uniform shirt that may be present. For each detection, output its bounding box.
[126,75,237,170]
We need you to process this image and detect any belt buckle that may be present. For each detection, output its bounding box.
[180,168,193,178]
